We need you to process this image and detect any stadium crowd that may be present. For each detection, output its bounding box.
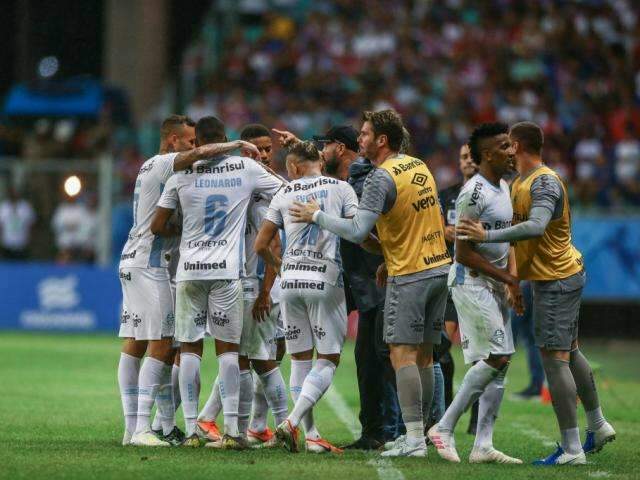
[179,0,640,209]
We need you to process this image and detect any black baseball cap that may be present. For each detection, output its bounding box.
[313,125,359,152]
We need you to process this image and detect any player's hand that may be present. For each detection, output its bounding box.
[456,218,487,242]
[376,262,388,288]
[444,225,456,243]
[506,282,525,316]
[252,291,272,323]
[289,200,320,223]
[238,140,260,160]
[272,128,300,148]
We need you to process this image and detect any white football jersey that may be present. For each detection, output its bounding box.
[265,175,358,286]
[120,153,178,269]
[158,155,283,282]
[449,173,513,289]
[243,196,270,281]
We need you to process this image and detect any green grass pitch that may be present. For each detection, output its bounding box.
[0,332,637,480]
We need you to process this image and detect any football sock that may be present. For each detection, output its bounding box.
[418,365,435,423]
[396,364,423,441]
[172,364,181,411]
[118,352,141,435]
[260,367,289,427]
[438,360,498,433]
[542,356,582,454]
[153,363,176,435]
[135,357,166,433]
[179,352,201,437]
[569,349,605,430]
[473,366,507,450]
[431,362,446,422]
[218,351,240,437]
[290,359,320,440]
[249,373,269,432]
[198,376,221,422]
[238,370,254,436]
[289,359,336,428]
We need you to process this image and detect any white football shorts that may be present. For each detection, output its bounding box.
[451,283,515,364]
[119,267,174,341]
[174,279,243,344]
[279,280,347,355]
[239,280,278,361]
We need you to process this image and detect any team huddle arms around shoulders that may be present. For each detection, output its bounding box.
[116,112,615,464]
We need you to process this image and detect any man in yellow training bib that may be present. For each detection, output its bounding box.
[290,109,450,458]
[457,121,615,466]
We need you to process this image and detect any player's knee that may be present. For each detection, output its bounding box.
[317,353,340,367]
[238,355,250,370]
[251,359,277,375]
[180,340,203,357]
[291,349,313,361]
[486,354,511,370]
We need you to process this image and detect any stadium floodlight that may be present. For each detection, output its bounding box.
[64,175,82,197]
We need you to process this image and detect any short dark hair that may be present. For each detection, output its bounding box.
[287,141,320,162]
[195,116,226,144]
[240,123,271,141]
[510,121,543,155]
[160,114,195,139]
[468,122,509,165]
[362,109,404,152]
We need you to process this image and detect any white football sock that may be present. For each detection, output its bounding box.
[218,352,240,437]
[249,372,269,432]
[198,376,222,422]
[260,367,288,427]
[135,357,166,433]
[288,359,336,429]
[289,359,320,440]
[238,370,254,436]
[172,364,181,411]
[118,352,141,435]
[179,353,201,437]
[154,363,176,436]
[473,368,507,450]
[152,363,180,431]
[438,360,498,433]
[561,427,583,455]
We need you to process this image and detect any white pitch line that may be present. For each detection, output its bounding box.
[511,421,556,447]
[325,385,405,480]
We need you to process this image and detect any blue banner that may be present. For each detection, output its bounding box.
[0,263,121,332]
[572,216,640,300]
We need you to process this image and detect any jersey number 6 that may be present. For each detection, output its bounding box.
[204,194,229,238]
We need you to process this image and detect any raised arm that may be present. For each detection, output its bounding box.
[172,140,260,172]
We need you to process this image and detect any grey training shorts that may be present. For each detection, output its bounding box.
[383,274,447,345]
[532,270,586,351]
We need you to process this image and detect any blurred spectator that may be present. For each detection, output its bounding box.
[51,195,96,264]
[163,0,640,208]
[0,187,36,259]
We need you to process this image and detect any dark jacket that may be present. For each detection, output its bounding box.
[340,157,385,313]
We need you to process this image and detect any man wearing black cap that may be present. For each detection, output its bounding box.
[273,125,400,449]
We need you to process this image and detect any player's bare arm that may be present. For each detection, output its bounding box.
[455,236,518,287]
[457,206,552,243]
[172,140,260,172]
[252,233,281,322]
[254,220,282,273]
[360,232,383,255]
[150,206,178,237]
[506,246,524,315]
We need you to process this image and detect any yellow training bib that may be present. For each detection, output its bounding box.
[511,165,583,280]
[376,154,451,276]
